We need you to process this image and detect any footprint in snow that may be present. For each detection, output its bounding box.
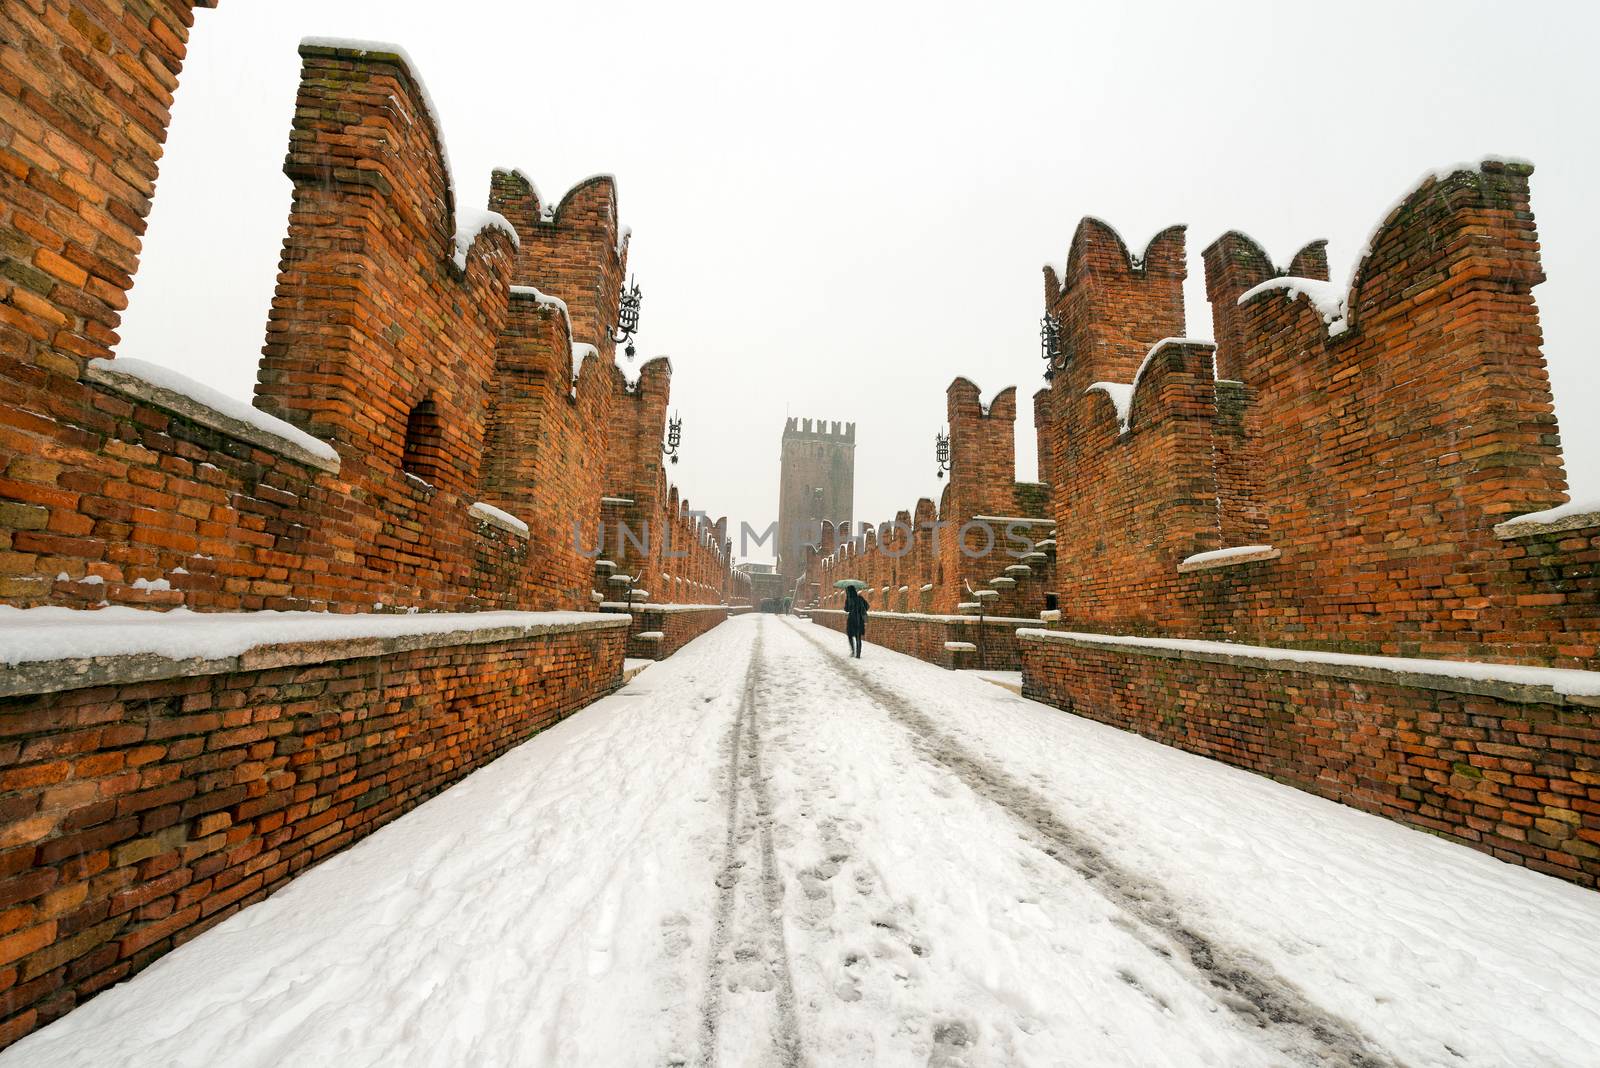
[660,913,692,959]
[726,942,778,993]
[928,1020,978,1067]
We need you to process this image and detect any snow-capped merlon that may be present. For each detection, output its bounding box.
[1236,276,1349,337]
[1082,335,1213,436]
[614,350,664,389]
[571,343,599,383]
[1236,157,1536,342]
[453,208,519,272]
[1178,544,1281,573]
[1084,382,1134,434]
[1044,218,1185,290]
[493,165,545,208]
[468,501,530,537]
[300,38,521,278]
[509,285,574,339]
[1130,337,1214,397]
[1494,496,1600,539]
[300,37,461,203]
[86,357,339,466]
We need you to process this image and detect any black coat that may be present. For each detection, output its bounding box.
[845,591,869,637]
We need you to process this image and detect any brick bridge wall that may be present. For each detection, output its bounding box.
[0,617,627,1044]
[604,603,729,660]
[1030,163,1593,666]
[0,12,734,1048]
[1020,631,1600,888]
[2,36,734,616]
[1018,161,1598,889]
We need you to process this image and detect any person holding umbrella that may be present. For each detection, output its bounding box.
[839,580,870,658]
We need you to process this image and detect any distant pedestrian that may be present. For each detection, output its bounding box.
[845,586,869,658]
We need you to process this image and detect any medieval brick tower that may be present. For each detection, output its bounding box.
[777,418,855,584]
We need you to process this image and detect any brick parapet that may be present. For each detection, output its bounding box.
[601,603,728,659]
[489,169,627,358]
[1025,161,1592,669]
[1,36,736,617]
[0,0,217,394]
[0,618,626,1041]
[1019,629,1600,889]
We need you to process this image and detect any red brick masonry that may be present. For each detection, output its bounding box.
[602,603,728,660]
[0,613,628,1043]
[1019,629,1600,889]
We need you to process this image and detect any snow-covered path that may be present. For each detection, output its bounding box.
[9,616,1600,1067]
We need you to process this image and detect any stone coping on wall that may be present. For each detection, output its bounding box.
[1016,629,1600,708]
[1494,501,1600,539]
[970,515,1055,526]
[0,608,629,698]
[85,359,342,474]
[467,501,531,539]
[1177,544,1281,572]
[810,608,1042,626]
[598,602,730,613]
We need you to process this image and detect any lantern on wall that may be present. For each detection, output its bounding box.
[935,429,951,479]
[663,412,683,464]
[611,276,643,358]
[1039,313,1061,380]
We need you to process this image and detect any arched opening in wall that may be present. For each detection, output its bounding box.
[402,398,447,485]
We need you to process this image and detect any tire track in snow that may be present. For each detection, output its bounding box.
[781,618,1405,1068]
[697,619,804,1067]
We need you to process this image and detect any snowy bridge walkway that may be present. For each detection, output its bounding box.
[8,616,1600,1067]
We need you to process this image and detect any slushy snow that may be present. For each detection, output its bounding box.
[6,616,1598,1067]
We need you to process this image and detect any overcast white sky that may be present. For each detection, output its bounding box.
[122,1,1598,561]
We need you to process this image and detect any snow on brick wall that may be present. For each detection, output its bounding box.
[1025,163,1597,671]
[0,621,626,1047]
[1018,632,1600,892]
[0,36,735,618]
[604,603,729,660]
